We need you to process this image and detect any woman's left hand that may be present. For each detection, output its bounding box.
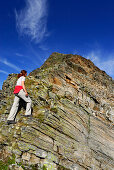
[25,92,28,96]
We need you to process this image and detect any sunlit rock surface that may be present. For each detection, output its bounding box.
[0,52,114,170]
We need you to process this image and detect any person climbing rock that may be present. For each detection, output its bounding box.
[7,70,32,125]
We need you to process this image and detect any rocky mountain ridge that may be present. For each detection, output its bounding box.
[0,52,114,170]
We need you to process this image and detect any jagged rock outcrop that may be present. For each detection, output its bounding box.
[0,52,114,170]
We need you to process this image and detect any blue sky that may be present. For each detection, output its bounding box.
[0,0,114,89]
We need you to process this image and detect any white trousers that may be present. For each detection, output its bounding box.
[7,89,32,121]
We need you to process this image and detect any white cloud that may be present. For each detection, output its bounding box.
[0,58,21,71]
[0,70,9,75]
[101,59,114,77]
[15,0,48,43]
[84,51,114,78]
[39,44,49,51]
[15,53,24,57]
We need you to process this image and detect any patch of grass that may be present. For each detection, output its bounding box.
[0,160,8,170]
[34,111,45,123]
[0,154,16,170]
[30,164,39,170]
[33,105,39,112]
[7,154,15,164]
[58,165,70,170]
[42,165,47,170]
[50,107,58,113]
[38,113,45,123]
[0,106,7,114]
[17,162,25,169]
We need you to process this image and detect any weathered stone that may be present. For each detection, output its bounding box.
[18,141,37,151]
[40,158,57,170]
[47,152,59,164]
[48,91,56,99]
[22,152,31,161]
[35,148,48,158]
[12,149,22,156]
[18,167,24,170]
[0,52,114,169]
[29,154,40,165]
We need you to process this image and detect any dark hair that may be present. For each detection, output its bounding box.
[17,70,27,78]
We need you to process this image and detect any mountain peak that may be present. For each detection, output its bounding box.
[0,52,114,169]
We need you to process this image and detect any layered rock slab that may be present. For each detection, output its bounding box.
[0,52,114,169]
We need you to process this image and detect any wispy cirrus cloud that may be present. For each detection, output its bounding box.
[0,58,21,71]
[15,0,48,43]
[39,44,49,51]
[0,70,9,75]
[15,53,24,57]
[84,50,114,79]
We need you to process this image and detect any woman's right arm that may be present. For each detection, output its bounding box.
[21,81,28,96]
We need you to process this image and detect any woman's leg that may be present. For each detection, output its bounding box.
[7,95,20,121]
[18,89,32,115]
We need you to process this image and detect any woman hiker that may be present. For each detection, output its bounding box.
[7,70,32,125]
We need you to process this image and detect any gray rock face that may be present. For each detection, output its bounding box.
[0,52,114,170]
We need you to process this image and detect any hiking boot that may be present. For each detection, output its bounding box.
[7,120,16,125]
